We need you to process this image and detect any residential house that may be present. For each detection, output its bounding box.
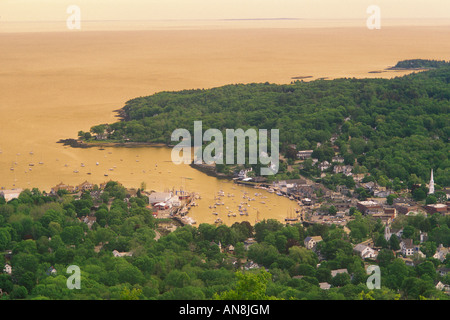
[331,268,348,278]
[373,187,392,198]
[420,232,428,243]
[244,238,257,250]
[401,239,415,256]
[384,226,403,242]
[304,236,323,250]
[244,260,263,271]
[437,267,450,278]
[51,182,74,194]
[331,155,345,163]
[46,266,57,275]
[318,161,331,172]
[333,164,353,175]
[76,180,94,192]
[112,250,133,257]
[354,244,378,259]
[3,264,11,275]
[297,150,313,160]
[433,245,449,262]
[82,215,97,229]
[237,168,253,180]
[435,281,450,293]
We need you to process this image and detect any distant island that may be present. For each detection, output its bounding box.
[387,59,449,70]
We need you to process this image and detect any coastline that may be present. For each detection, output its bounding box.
[57,138,169,149]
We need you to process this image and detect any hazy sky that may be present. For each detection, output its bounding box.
[1,0,450,22]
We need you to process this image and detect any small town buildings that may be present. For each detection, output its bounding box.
[168,195,181,207]
[112,250,133,257]
[373,208,396,226]
[333,165,353,175]
[353,244,378,259]
[304,236,323,250]
[76,180,94,192]
[357,201,383,215]
[384,226,403,242]
[244,260,263,271]
[51,182,75,194]
[318,161,331,172]
[331,156,345,163]
[420,232,428,243]
[244,238,257,250]
[3,264,11,275]
[81,215,97,229]
[433,244,449,262]
[331,268,348,278]
[425,204,447,215]
[400,239,415,256]
[437,267,450,277]
[297,150,313,160]
[148,192,172,205]
[435,281,450,293]
[46,266,57,275]
[394,203,419,215]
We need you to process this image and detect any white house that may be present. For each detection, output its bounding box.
[400,239,414,256]
[112,250,133,257]
[354,244,377,259]
[304,236,323,250]
[318,161,331,172]
[433,245,449,262]
[3,264,12,275]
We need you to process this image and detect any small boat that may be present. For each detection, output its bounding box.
[73,170,79,173]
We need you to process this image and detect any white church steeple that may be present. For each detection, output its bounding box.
[428,169,435,194]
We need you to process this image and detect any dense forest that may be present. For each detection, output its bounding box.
[390,59,450,70]
[0,183,449,300]
[81,60,450,188]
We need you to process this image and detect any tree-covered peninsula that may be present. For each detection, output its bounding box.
[79,60,449,189]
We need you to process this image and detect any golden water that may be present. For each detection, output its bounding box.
[1,22,450,225]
